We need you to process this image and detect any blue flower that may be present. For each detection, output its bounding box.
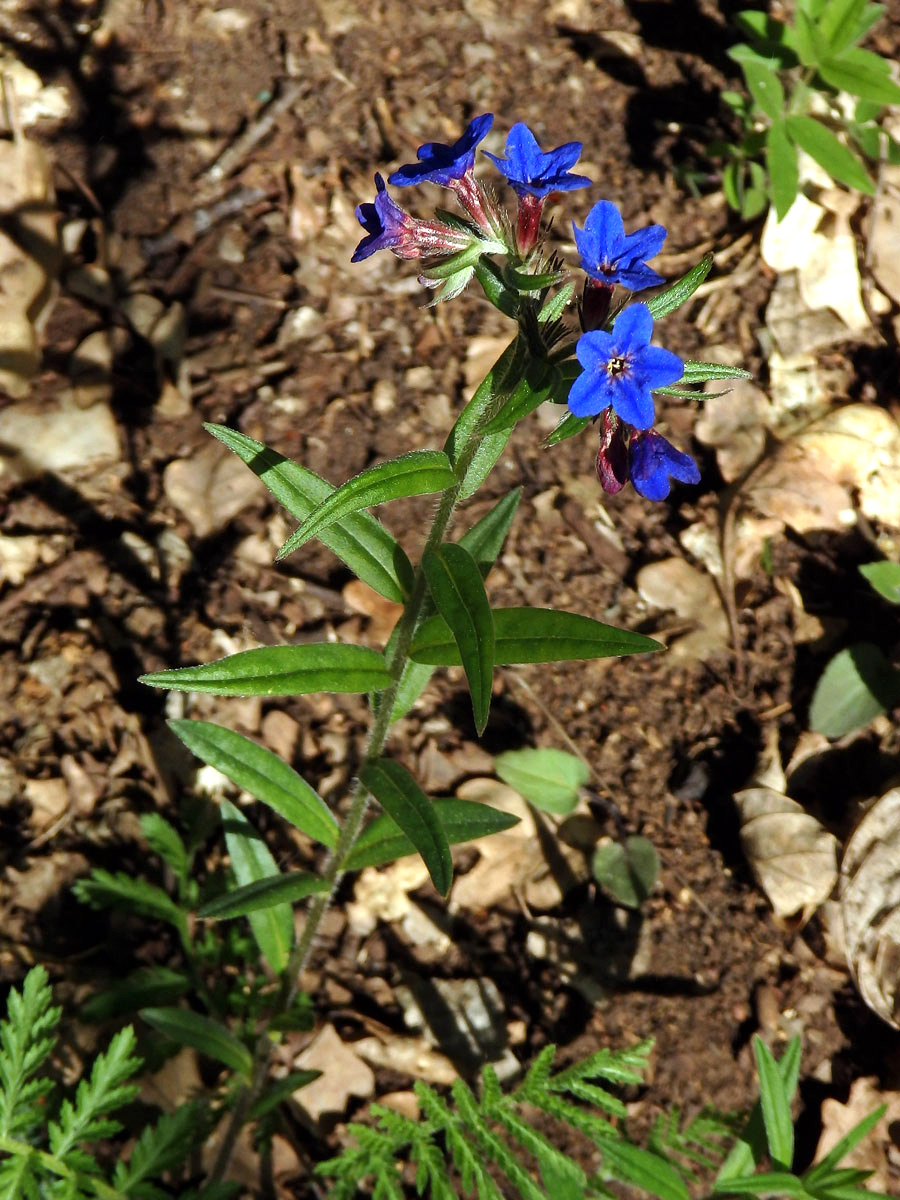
[483,122,591,198]
[388,114,494,187]
[567,303,683,430]
[352,174,412,262]
[573,200,666,291]
[628,430,700,500]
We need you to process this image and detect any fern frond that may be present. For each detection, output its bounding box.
[0,1149,41,1200]
[72,869,186,934]
[0,964,60,1140]
[114,1100,209,1194]
[648,1105,741,1179]
[452,1077,544,1200]
[48,1026,142,1166]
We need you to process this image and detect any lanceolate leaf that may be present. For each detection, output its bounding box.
[544,412,591,448]
[859,560,900,604]
[742,60,784,120]
[168,719,339,848]
[480,360,561,435]
[819,0,875,54]
[423,544,495,734]
[411,607,663,666]
[458,488,522,578]
[645,253,713,320]
[277,450,457,557]
[716,1038,802,1185]
[818,52,900,106]
[345,798,519,870]
[600,1140,691,1200]
[197,872,329,919]
[204,424,413,602]
[220,799,293,974]
[140,1007,252,1078]
[754,1038,793,1169]
[680,362,753,383]
[766,119,800,220]
[784,115,874,193]
[359,760,452,895]
[141,644,392,697]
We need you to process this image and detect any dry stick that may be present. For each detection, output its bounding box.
[198,78,305,192]
[207,345,523,1184]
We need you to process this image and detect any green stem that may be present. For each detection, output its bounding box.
[0,1133,126,1199]
[207,337,523,1185]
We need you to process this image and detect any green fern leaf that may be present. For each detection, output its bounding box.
[452,1077,545,1200]
[114,1100,208,1192]
[0,966,60,1139]
[0,1150,41,1200]
[72,869,187,936]
[48,1026,142,1163]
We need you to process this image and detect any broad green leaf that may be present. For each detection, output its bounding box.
[767,119,800,220]
[168,719,338,848]
[473,256,519,317]
[359,759,452,895]
[481,360,561,435]
[458,488,522,578]
[859,560,900,603]
[754,1037,793,1167]
[423,544,495,734]
[785,115,874,193]
[818,52,900,105]
[80,967,191,1022]
[681,361,753,383]
[543,411,591,447]
[818,0,870,52]
[742,60,785,120]
[410,607,663,666]
[804,1104,886,1188]
[809,643,900,737]
[600,1141,690,1200]
[795,8,830,65]
[728,43,796,71]
[140,1007,252,1077]
[717,1038,802,1184]
[494,747,588,814]
[277,449,456,556]
[141,643,392,697]
[644,253,713,320]
[220,799,293,974]
[345,798,520,870]
[445,335,526,499]
[592,836,660,908]
[204,424,413,602]
[197,871,329,919]
[734,11,798,51]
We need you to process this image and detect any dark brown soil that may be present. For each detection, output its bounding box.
[2,0,900,1195]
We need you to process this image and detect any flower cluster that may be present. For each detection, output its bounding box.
[351,114,700,503]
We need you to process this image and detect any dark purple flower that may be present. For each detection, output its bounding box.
[628,430,700,500]
[595,408,629,495]
[483,122,591,198]
[388,114,494,187]
[351,174,473,264]
[567,303,683,430]
[573,200,666,291]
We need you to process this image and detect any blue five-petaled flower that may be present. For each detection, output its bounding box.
[351,173,411,262]
[573,200,667,292]
[388,114,494,187]
[568,303,683,430]
[483,122,591,197]
[629,431,700,501]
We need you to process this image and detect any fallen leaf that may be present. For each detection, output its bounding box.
[635,557,729,658]
[343,579,403,644]
[816,1076,900,1193]
[0,394,121,483]
[695,378,772,481]
[735,787,838,921]
[869,191,900,308]
[352,1035,456,1085]
[293,1025,375,1121]
[163,440,262,537]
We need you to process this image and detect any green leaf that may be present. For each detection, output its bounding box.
[767,119,800,220]
[411,607,663,666]
[220,799,294,974]
[784,115,874,193]
[711,1171,810,1197]
[809,644,900,737]
[204,424,413,602]
[504,264,564,292]
[859,560,900,603]
[734,11,798,51]
[140,1007,252,1077]
[249,1070,322,1120]
[473,256,519,317]
[818,0,870,52]
[481,360,561,435]
[743,60,784,119]
[754,1037,794,1167]
[72,869,186,934]
[681,361,753,383]
[197,871,329,919]
[494,747,588,814]
[543,412,591,447]
[600,1141,691,1200]
[168,719,339,848]
[79,967,191,1022]
[818,51,900,105]
[538,281,575,323]
[795,8,831,65]
[457,488,522,579]
[645,253,713,320]
[277,449,456,557]
[140,812,189,879]
[423,544,495,734]
[345,798,519,870]
[359,760,452,895]
[115,1101,209,1192]
[804,1104,886,1188]
[141,643,392,697]
[592,836,660,908]
[717,1038,802,1185]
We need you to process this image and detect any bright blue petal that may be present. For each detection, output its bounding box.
[389,114,493,186]
[610,303,653,354]
[574,329,616,369]
[610,377,655,429]
[630,432,699,500]
[621,223,667,260]
[615,262,666,291]
[631,344,684,390]
[548,140,584,172]
[567,368,609,417]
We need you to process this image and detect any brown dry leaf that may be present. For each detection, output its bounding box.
[0,92,60,398]
[0,393,122,483]
[736,787,838,920]
[346,858,431,937]
[840,787,900,1029]
[4,852,89,911]
[140,1047,204,1110]
[635,557,729,658]
[24,777,68,831]
[293,1025,375,1121]
[342,579,403,644]
[352,1034,456,1086]
[163,440,262,537]
[816,1076,900,1192]
[695,378,772,482]
[869,191,900,308]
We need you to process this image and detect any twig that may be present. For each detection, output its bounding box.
[198,78,305,191]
